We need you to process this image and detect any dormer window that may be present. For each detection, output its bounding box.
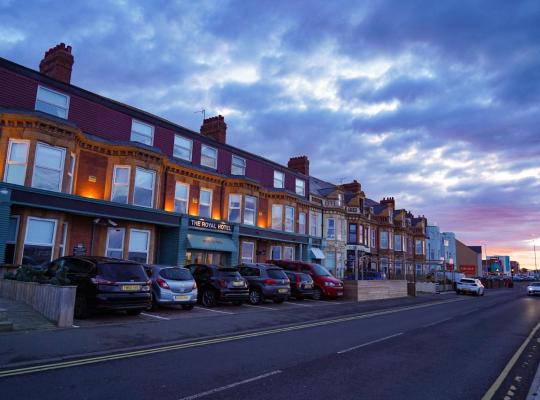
[131,120,154,146]
[201,145,217,169]
[274,171,284,188]
[295,179,305,196]
[35,86,69,119]
[231,155,246,175]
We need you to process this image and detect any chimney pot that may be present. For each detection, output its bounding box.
[200,115,227,144]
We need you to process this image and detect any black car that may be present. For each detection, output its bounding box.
[46,256,151,318]
[186,264,249,307]
[283,270,315,300]
[237,263,290,305]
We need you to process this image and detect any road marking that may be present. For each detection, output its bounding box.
[197,308,234,315]
[178,370,282,400]
[284,301,313,307]
[243,304,277,311]
[141,313,170,321]
[0,297,465,378]
[337,333,404,354]
[481,320,540,400]
[422,317,452,328]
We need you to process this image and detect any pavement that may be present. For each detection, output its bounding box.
[0,297,56,332]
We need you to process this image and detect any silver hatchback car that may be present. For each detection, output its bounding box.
[145,265,198,310]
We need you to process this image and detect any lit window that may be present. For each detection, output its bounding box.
[274,171,284,188]
[201,145,217,169]
[295,179,305,196]
[283,246,294,260]
[271,246,282,260]
[23,217,57,265]
[128,229,150,263]
[271,204,283,230]
[133,167,155,208]
[111,166,130,204]
[106,228,125,259]
[32,142,65,192]
[174,135,192,161]
[130,120,154,146]
[35,86,69,119]
[298,212,306,235]
[67,153,76,194]
[285,206,295,232]
[4,139,29,185]
[174,182,189,214]
[244,196,256,225]
[199,189,212,218]
[231,155,246,175]
[228,194,241,223]
[241,242,254,263]
[326,218,335,239]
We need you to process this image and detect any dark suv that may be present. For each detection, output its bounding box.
[186,264,249,307]
[237,263,290,305]
[283,270,315,300]
[46,256,151,318]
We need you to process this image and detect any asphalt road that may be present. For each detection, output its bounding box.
[0,288,538,400]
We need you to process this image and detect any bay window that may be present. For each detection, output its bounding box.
[415,239,425,255]
[4,139,29,185]
[285,206,294,232]
[133,167,155,208]
[244,196,256,225]
[326,218,336,239]
[394,234,402,252]
[199,189,212,218]
[32,142,66,192]
[348,223,357,243]
[271,204,283,230]
[111,166,130,204]
[298,212,306,234]
[67,153,76,194]
[228,194,242,223]
[174,182,189,213]
[380,231,389,249]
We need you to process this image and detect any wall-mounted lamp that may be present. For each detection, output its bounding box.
[88,176,97,183]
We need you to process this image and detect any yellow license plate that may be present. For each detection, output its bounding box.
[174,295,190,301]
[233,281,243,287]
[278,288,288,293]
[304,284,312,289]
[121,285,140,291]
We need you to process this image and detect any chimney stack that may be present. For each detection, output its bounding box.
[39,43,74,84]
[200,115,227,144]
[341,179,361,193]
[380,196,395,209]
[287,156,309,176]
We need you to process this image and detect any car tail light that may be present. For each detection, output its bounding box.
[156,278,170,289]
[264,279,277,285]
[192,282,197,290]
[91,277,115,285]
[218,279,227,288]
[296,281,302,288]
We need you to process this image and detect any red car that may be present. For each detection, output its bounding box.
[269,260,344,300]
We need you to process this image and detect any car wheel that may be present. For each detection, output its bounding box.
[181,304,194,311]
[126,309,142,316]
[74,291,89,319]
[249,289,263,305]
[296,295,304,301]
[312,287,323,300]
[202,289,217,307]
[273,298,285,304]
[232,300,243,306]
[150,294,159,311]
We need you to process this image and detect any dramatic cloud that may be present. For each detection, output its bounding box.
[1,0,539,266]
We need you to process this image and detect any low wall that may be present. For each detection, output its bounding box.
[0,264,19,278]
[0,280,76,327]
[344,280,409,301]
[415,282,439,294]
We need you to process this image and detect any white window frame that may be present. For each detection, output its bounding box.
[199,188,213,218]
[174,182,190,214]
[380,231,389,249]
[23,216,58,262]
[59,222,68,256]
[105,227,125,259]
[35,86,70,119]
[274,171,284,188]
[243,195,256,226]
[271,246,282,260]
[298,212,306,235]
[128,229,150,263]
[283,246,294,261]
[130,119,154,146]
[271,204,283,230]
[241,241,254,263]
[326,218,336,239]
[32,142,66,192]
[7,215,20,245]
[228,193,242,223]
[173,134,193,161]
[133,167,155,208]
[415,239,425,255]
[4,139,29,185]
[201,145,218,169]
[295,178,305,196]
[67,152,76,194]
[285,206,295,232]
[394,234,402,252]
[231,155,246,175]
[111,165,131,204]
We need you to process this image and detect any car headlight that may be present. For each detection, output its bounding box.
[324,282,336,287]
[142,285,151,292]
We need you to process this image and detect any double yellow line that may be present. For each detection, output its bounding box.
[0,297,464,378]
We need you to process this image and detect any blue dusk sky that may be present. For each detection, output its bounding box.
[1,0,539,267]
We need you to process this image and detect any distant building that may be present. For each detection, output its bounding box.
[487,255,511,275]
[426,225,456,271]
[456,241,482,276]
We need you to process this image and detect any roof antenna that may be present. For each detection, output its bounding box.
[337,177,345,184]
[194,109,206,123]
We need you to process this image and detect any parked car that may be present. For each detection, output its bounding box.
[456,278,485,296]
[283,270,315,300]
[237,263,290,304]
[527,282,540,296]
[269,260,344,300]
[186,264,249,307]
[45,256,151,318]
[144,265,197,310]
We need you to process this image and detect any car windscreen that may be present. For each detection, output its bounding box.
[267,269,287,279]
[216,268,240,278]
[98,263,148,282]
[461,279,475,284]
[310,264,332,276]
[160,268,192,281]
[531,282,540,287]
